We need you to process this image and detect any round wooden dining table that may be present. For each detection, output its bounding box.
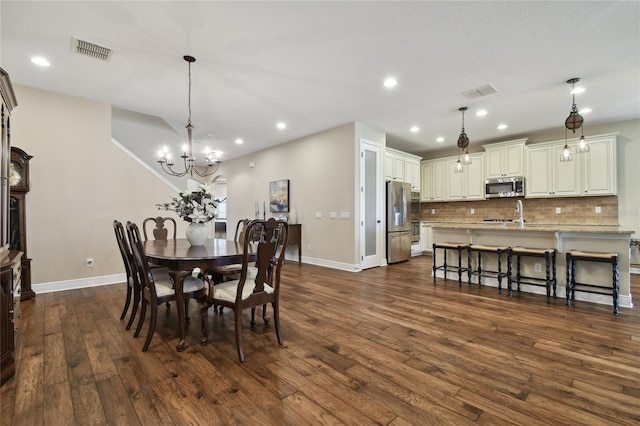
[143,238,253,351]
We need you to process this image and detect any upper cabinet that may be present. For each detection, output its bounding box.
[525,134,617,198]
[385,148,422,191]
[421,159,446,201]
[445,153,485,201]
[483,139,527,178]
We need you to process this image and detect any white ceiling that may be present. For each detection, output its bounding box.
[1,1,639,161]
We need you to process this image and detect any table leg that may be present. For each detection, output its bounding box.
[170,270,190,352]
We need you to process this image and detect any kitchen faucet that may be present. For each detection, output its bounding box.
[515,199,524,228]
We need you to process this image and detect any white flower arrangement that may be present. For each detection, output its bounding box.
[157,183,224,223]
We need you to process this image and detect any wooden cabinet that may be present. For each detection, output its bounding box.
[385,148,422,190]
[420,159,446,201]
[526,134,616,198]
[484,139,527,178]
[446,153,485,201]
[1,251,21,385]
[10,147,34,301]
[1,66,20,386]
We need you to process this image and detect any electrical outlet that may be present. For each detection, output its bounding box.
[534,263,542,273]
[555,207,562,214]
[595,206,602,214]
[470,208,475,215]
[307,244,312,251]
[315,211,322,219]
[431,209,436,215]
[86,258,94,268]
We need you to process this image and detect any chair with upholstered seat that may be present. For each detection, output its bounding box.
[200,218,288,362]
[143,216,177,241]
[126,221,208,351]
[113,220,174,330]
[206,219,254,282]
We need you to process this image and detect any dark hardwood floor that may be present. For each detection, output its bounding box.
[2,255,639,425]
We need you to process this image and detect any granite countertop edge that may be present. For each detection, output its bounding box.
[422,221,635,234]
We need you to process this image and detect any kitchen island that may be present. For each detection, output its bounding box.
[428,222,634,309]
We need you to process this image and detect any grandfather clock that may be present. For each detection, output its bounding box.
[9,147,33,300]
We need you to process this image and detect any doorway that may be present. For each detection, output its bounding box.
[360,139,382,269]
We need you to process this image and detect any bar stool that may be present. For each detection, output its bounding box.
[432,242,470,286]
[566,250,619,314]
[508,247,556,302]
[468,244,509,293]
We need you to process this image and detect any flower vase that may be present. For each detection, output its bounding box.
[185,222,210,246]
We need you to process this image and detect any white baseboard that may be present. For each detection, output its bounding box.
[33,273,127,294]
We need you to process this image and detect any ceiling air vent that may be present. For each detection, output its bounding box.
[71,37,112,61]
[462,84,498,100]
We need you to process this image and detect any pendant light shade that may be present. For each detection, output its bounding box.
[454,107,471,172]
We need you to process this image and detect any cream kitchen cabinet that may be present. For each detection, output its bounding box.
[420,159,446,201]
[405,159,421,191]
[446,153,485,201]
[525,134,616,198]
[483,139,527,178]
[385,148,422,190]
[420,223,433,253]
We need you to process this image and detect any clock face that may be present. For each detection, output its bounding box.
[9,161,23,187]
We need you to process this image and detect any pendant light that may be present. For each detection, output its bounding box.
[157,55,222,177]
[455,107,471,172]
[561,78,588,161]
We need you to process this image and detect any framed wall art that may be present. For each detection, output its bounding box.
[269,179,289,213]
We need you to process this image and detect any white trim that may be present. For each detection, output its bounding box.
[299,256,360,272]
[434,271,633,309]
[34,273,126,294]
[111,137,180,192]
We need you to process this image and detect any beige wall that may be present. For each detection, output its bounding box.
[221,123,361,268]
[12,85,179,286]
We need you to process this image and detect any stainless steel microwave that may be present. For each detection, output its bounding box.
[485,177,525,198]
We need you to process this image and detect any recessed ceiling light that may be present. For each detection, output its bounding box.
[476,109,488,117]
[235,138,244,145]
[383,77,397,88]
[31,56,50,67]
[570,86,586,95]
[410,126,419,133]
[276,122,286,130]
[497,124,508,130]
[436,137,445,143]
[579,107,592,114]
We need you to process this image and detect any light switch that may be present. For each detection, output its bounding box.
[315,211,322,219]
[330,211,337,219]
[340,211,350,219]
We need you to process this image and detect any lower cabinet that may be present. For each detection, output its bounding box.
[1,251,22,386]
[420,223,433,253]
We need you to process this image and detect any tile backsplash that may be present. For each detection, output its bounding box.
[420,196,618,225]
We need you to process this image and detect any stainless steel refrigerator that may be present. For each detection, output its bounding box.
[386,181,412,263]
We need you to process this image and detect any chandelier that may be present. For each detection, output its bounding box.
[158,55,222,177]
[454,107,471,173]
[560,77,588,162]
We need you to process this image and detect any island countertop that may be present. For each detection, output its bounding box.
[423,221,634,235]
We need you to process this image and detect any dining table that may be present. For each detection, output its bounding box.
[143,238,253,351]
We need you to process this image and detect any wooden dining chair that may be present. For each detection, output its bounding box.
[207,219,251,281]
[200,218,289,362]
[113,220,173,330]
[142,216,176,241]
[126,221,207,352]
